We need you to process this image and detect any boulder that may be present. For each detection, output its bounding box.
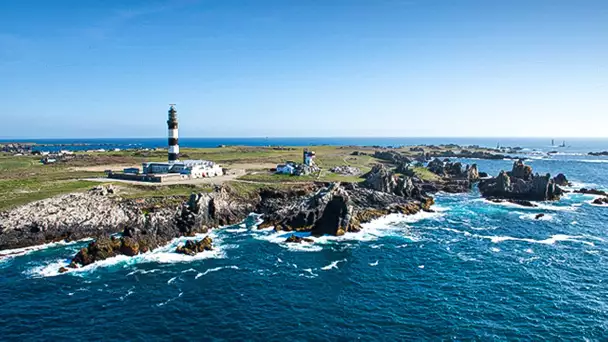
[592,197,608,205]
[535,213,545,220]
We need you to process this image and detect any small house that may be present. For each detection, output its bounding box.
[276,164,296,175]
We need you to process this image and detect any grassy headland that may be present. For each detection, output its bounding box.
[0,144,497,210]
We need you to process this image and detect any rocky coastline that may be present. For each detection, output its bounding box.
[0,152,580,271]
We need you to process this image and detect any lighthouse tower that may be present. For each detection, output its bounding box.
[167,105,179,163]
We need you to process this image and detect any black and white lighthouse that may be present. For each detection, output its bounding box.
[167,105,179,162]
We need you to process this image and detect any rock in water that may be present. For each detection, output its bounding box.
[592,197,608,205]
[479,160,564,201]
[175,236,213,255]
[553,173,570,187]
[285,235,314,243]
[535,213,545,220]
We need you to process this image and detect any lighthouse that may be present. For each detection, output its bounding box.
[167,105,179,162]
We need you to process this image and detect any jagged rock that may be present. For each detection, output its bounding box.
[479,160,564,201]
[427,158,445,175]
[285,235,314,243]
[260,182,430,237]
[395,162,415,176]
[466,164,480,181]
[509,159,532,181]
[552,173,570,187]
[588,151,608,156]
[592,197,608,205]
[574,188,607,196]
[175,236,213,255]
[535,213,545,220]
[479,172,489,178]
[67,187,254,268]
[363,164,398,193]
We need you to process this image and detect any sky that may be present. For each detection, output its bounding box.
[0,0,607,138]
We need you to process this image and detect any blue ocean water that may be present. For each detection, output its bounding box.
[1,141,608,340]
[2,137,608,154]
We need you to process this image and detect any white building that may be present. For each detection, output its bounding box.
[276,163,296,175]
[142,160,223,178]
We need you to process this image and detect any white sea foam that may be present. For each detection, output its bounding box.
[225,228,248,233]
[0,238,92,259]
[26,232,225,278]
[441,228,599,247]
[157,292,183,307]
[369,260,379,266]
[321,259,347,271]
[418,265,425,269]
[181,268,197,273]
[490,247,501,253]
[518,213,554,221]
[482,199,576,212]
[119,288,135,301]
[167,276,177,284]
[251,210,438,251]
[194,265,239,279]
[127,268,162,276]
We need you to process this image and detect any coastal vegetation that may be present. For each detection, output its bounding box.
[0,144,501,210]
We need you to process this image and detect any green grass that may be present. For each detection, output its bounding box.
[237,172,316,183]
[0,180,99,210]
[0,144,494,210]
[412,167,442,182]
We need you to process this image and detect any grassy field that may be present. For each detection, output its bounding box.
[0,143,483,210]
[0,155,109,210]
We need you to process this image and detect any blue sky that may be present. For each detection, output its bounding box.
[1,0,606,138]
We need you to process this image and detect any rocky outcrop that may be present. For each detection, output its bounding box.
[592,197,608,205]
[588,151,608,156]
[574,188,607,196]
[552,173,570,187]
[467,164,480,181]
[427,158,479,181]
[373,150,412,164]
[479,160,564,201]
[0,185,141,250]
[175,236,213,255]
[260,181,432,237]
[69,187,256,267]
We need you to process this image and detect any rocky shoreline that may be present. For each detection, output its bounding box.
[0,155,581,271]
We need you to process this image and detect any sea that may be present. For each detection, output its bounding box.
[1,137,607,341]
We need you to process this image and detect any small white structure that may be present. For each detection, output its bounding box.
[142,160,223,179]
[276,163,296,175]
